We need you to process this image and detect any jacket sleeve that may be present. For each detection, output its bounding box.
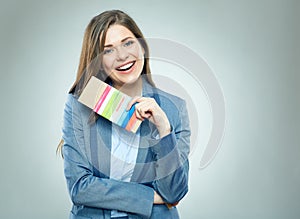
[150,99,191,204]
[62,94,154,218]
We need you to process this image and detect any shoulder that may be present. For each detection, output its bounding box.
[153,87,185,106]
[145,84,187,123]
[64,93,91,119]
[64,93,80,112]
[143,78,186,108]
[65,93,89,109]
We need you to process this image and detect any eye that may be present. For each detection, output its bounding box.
[103,48,114,55]
[123,40,134,47]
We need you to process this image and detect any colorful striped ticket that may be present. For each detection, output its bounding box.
[78,76,142,133]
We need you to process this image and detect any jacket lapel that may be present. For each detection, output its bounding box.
[131,78,160,183]
[95,116,112,178]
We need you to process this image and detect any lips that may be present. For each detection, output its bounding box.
[115,61,136,72]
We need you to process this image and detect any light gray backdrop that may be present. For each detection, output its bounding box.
[0,0,299,218]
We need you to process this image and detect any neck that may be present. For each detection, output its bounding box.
[114,76,143,97]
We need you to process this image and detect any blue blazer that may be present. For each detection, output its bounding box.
[62,78,191,219]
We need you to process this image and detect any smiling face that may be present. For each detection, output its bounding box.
[101,24,145,89]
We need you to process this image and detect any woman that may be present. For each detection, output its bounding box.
[59,10,191,219]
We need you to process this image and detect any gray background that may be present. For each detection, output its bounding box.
[0,0,299,218]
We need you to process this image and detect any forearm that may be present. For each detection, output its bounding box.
[153,159,189,204]
[63,144,154,218]
[70,174,154,214]
[150,131,190,204]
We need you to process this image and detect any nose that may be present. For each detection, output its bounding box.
[116,46,129,61]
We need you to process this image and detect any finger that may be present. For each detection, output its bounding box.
[136,101,152,116]
[136,99,154,112]
[135,108,144,120]
[135,105,151,120]
[126,96,143,111]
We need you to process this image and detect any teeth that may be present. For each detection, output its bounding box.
[117,62,134,70]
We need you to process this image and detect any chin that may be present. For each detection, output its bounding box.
[120,75,140,85]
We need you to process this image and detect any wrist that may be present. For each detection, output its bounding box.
[153,191,164,204]
[158,125,171,138]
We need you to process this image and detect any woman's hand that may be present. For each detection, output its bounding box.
[153,191,164,204]
[154,191,179,208]
[127,96,171,138]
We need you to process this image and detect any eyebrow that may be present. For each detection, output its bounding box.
[104,36,134,47]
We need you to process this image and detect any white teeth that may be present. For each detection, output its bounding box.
[117,62,134,70]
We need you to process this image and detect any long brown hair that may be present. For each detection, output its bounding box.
[57,10,154,156]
